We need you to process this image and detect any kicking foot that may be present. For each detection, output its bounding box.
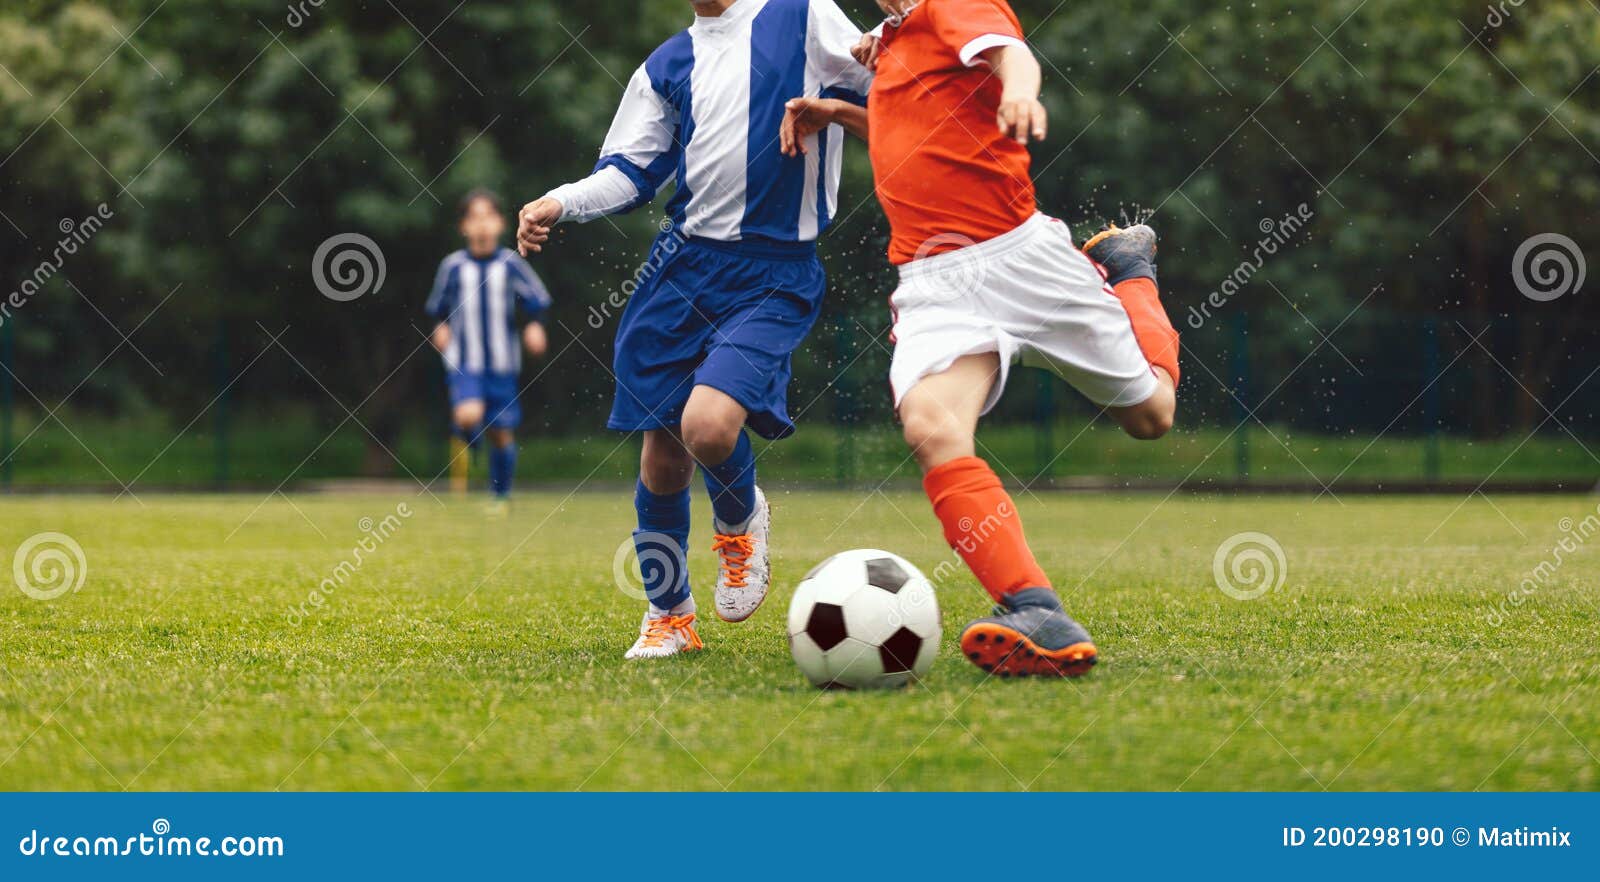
[1083,223,1158,286]
[624,611,704,660]
[712,486,771,623]
[960,587,1098,678]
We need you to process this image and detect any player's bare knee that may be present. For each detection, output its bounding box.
[640,434,694,493]
[680,409,742,465]
[487,429,514,449]
[901,407,970,468]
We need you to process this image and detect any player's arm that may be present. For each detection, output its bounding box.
[780,99,868,157]
[424,258,459,354]
[782,0,876,157]
[983,43,1046,144]
[519,65,677,255]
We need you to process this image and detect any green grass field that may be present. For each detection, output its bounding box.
[2,490,1597,791]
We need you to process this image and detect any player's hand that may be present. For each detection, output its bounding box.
[874,0,919,22]
[781,98,838,157]
[522,322,548,359]
[997,94,1047,144]
[430,323,451,355]
[851,33,883,71]
[517,197,562,256]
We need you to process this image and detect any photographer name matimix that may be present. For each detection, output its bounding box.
[1479,826,1573,847]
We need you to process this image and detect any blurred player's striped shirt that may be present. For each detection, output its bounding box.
[425,248,551,376]
[545,0,873,243]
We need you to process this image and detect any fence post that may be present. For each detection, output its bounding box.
[1,318,12,491]
[1423,316,1441,482]
[833,322,855,487]
[1231,311,1250,481]
[214,318,229,490]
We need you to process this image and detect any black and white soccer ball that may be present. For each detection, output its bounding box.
[787,549,941,690]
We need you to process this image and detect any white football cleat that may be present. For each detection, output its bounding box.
[623,611,704,660]
[712,486,771,623]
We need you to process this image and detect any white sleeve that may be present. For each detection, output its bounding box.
[543,166,643,224]
[808,0,873,103]
[542,64,678,223]
[958,34,1028,68]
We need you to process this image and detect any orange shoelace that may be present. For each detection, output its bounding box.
[711,534,755,588]
[639,613,702,650]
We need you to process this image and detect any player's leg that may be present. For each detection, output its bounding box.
[898,355,1098,677]
[686,251,824,624]
[625,429,703,659]
[482,377,523,513]
[450,395,486,495]
[485,428,515,517]
[681,385,771,624]
[1084,224,1180,440]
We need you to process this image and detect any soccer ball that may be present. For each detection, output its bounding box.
[787,549,941,690]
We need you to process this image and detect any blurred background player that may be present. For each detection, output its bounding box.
[516,0,873,659]
[842,0,1181,677]
[426,189,553,516]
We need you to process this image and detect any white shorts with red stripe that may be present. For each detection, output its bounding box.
[888,213,1160,414]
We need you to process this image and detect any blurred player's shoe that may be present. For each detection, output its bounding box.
[1083,223,1158,286]
[484,498,510,520]
[712,487,771,623]
[624,611,704,660]
[960,587,1098,678]
[449,437,471,495]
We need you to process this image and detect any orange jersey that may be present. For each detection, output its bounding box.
[868,0,1037,265]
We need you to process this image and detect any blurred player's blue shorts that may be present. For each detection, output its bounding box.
[607,233,825,440]
[448,371,522,430]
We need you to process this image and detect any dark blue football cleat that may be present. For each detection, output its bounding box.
[1083,223,1158,286]
[960,587,1098,678]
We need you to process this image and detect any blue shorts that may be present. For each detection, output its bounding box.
[607,233,826,440]
[448,371,522,430]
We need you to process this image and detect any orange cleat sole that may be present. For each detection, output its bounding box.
[960,622,1098,678]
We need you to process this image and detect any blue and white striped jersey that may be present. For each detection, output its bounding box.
[546,0,873,243]
[425,248,552,376]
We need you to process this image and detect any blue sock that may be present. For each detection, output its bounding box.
[489,444,516,498]
[635,480,692,611]
[701,431,756,530]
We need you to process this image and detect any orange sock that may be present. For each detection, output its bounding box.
[1111,277,1181,386]
[922,456,1050,601]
